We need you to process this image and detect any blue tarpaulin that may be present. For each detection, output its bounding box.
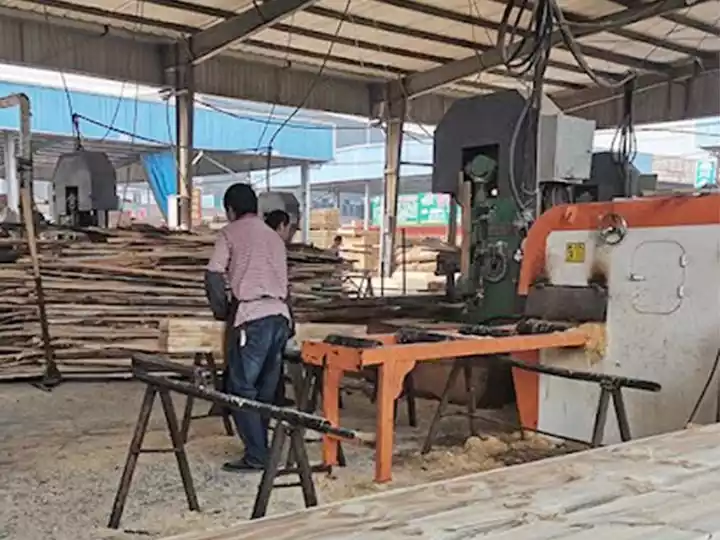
[141,151,176,218]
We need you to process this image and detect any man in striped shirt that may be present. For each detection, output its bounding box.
[205,183,291,472]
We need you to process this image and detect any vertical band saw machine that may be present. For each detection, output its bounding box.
[431,89,720,443]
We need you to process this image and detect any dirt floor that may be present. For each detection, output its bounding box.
[0,380,579,540]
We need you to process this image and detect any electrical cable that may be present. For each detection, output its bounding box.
[499,0,553,213]
[610,78,638,196]
[193,97,360,131]
[686,349,720,426]
[498,0,644,215]
[549,0,635,89]
[264,0,352,153]
[253,12,297,153]
[498,0,554,78]
[73,113,266,154]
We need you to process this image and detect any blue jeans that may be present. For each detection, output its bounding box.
[226,315,290,466]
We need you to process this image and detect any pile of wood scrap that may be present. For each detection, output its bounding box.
[0,225,350,379]
[0,225,459,380]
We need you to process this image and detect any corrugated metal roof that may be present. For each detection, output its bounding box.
[163,424,720,539]
[1,0,718,106]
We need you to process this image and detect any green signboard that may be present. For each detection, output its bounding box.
[695,160,717,188]
[370,193,461,226]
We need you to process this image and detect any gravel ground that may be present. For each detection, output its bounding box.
[0,380,576,540]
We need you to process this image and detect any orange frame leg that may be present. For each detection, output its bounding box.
[375,359,416,483]
[321,366,343,467]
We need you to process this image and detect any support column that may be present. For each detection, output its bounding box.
[300,163,310,243]
[445,195,458,297]
[174,45,195,231]
[3,133,19,212]
[363,181,371,231]
[380,99,406,277]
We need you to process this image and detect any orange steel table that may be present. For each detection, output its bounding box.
[301,328,590,483]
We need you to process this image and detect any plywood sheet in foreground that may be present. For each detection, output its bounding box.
[162,423,720,539]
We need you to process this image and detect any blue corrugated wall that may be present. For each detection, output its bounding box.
[0,81,334,160]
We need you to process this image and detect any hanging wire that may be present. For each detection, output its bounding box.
[496,0,661,213]
[610,78,638,196]
[254,12,297,153]
[193,97,359,131]
[263,0,353,152]
[499,0,553,212]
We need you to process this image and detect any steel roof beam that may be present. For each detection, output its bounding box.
[389,0,714,100]
[17,0,194,33]
[139,2,582,90]
[141,0,234,19]
[610,0,720,38]
[241,38,506,95]
[479,0,716,60]
[554,54,720,114]
[272,23,584,90]
[376,0,675,75]
[189,0,320,65]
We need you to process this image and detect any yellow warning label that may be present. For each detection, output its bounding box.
[565,242,586,263]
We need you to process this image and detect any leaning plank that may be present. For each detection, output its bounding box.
[160,424,720,540]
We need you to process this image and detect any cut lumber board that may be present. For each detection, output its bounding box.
[158,318,368,359]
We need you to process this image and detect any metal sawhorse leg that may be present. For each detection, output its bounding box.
[421,357,480,454]
[108,380,322,529]
[285,360,347,469]
[179,352,233,443]
[108,385,199,529]
[590,379,632,447]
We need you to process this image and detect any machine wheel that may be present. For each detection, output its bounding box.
[483,251,508,284]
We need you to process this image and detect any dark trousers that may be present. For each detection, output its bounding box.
[226,315,290,466]
[274,361,287,405]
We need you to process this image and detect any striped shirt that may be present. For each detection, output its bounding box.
[207,214,290,327]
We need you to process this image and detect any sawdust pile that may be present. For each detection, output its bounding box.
[317,431,569,503]
[578,323,607,363]
[404,431,564,479]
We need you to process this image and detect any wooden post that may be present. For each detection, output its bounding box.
[19,185,60,384]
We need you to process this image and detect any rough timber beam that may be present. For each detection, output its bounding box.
[386,0,711,101]
[189,0,319,65]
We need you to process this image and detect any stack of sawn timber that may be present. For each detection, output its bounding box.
[0,225,351,379]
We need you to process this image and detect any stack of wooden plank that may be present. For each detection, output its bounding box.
[338,229,380,273]
[306,208,341,249]
[0,225,459,380]
[395,237,459,274]
[0,225,350,379]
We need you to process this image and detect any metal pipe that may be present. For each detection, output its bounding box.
[131,354,366,442]
[0,94,30,197]
[363,181,370,231]
[401,227,407,296]
[0,93,60,385]
[300,163,310,243]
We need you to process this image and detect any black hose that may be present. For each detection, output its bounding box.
[686,348,720,425]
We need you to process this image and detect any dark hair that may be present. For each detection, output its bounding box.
[223,183,257,219]
[333,235,342,243]
[264,209,290,231]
